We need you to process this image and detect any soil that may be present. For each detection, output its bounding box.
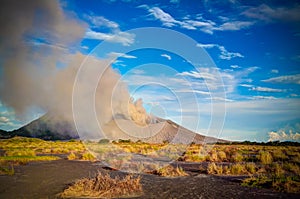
[0,159,299,199]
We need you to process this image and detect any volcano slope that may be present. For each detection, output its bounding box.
[8,113,227,144]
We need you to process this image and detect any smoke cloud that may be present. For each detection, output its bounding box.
[0,0,150,134]
[0,0,86,116]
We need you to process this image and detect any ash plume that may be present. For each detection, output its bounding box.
[0,0,150,135]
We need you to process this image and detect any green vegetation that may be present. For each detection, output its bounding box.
[60,172,143,198]
[0,136,90,174]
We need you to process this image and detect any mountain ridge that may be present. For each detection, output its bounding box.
[1,114,228,143]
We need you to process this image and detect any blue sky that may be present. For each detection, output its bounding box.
[0,0,300,142]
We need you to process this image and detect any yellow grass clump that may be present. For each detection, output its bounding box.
[60,172,143,198]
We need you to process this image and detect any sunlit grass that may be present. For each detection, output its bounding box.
[60,172,143,198]
[1,137,299,193]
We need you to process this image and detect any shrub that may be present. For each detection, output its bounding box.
[271,163,285,178]
[98,139,110,144]
[231,152,243,162]
[245,162,256,174]
[207,163,223,175]
[60,172,143,198]
[156,165,188,177]
[207,162,218,174]
[272,149,288,161]
[0,163,14,175]
[208,151,218,162]
[243,175,300,193]
[259,151,273,165]
[284,163,300,176]
[217,151,227,162]
[67,152,77,160]
[230,163,246,175]
[81,152,96,161]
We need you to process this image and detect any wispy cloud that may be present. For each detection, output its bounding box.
[197,43,244,60]
[243,4,300,22]
[230,65,241,69]
[216,21,254,31]
[85,29,135,46]
[177,66,258,95]
[176,89,210,95]
[170,0,180,4]
[262,74,300,84]
[271,69,279,74]
[85,15,119,29]
[84,15,135,46]
[250,86,286,92]
[131,69,145,75]
[141,6,253,34]
[148,7,179,27]
[161,54,171,60]
[252,96,277,100]
[107,52,137,59]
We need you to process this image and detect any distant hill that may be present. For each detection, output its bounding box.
[2,114,228,143]
[9,114,78,140]
[0,129,12,139]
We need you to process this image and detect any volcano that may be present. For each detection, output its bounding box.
[4,114,228,143]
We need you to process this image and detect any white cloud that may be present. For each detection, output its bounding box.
[252,96,277,100]
[205,97,234,102]
[250,86,286,92]
[218,46,244,60]
[107,52,137,59]
[148,7,179,27]
[197,43,244,60]
[177,70,216,81]
[196,43,215,48]
[161,54,171,60]
[81,45,89,50]
[262,74,300,84]
[271,69,279,74]
[230,65,241,69]
[85,15,135,46]
[142,6,253,34]
[239,84,252,88]
[177,66,255,95]
[268,130,300,142]
[176,89,210,95]
[85,29,135,46]
[86,15,119,29]
[131,69,145,75]
[183,19,216,34]
[0,116,9,123]
[216,21,254,31]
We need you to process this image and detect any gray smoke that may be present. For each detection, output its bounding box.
[0,0,149,133]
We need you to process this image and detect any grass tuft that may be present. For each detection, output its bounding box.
[155,165,188,177]
[60,172,143,198]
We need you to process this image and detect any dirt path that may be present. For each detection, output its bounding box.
[0,160,298,199]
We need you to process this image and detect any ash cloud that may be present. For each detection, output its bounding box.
[0,0,86,116]
[0,0,149,134]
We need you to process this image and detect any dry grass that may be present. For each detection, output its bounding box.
[0,162,14,175]
[207,162,257,175]
[258,151,273,165]
[60,172,143,198]
[155,165,188,177]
